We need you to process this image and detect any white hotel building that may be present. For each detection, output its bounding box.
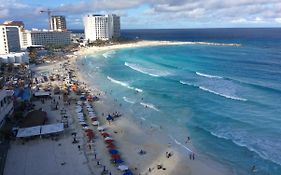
[83,14,120,42]
[21,29,71,48]
[0,25,21,54]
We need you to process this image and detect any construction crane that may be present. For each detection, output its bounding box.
[40,9,52,30]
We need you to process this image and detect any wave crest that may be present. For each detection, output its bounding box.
[199,86,247,101]
[102,50,116,58]
[123,96,135,104]
[125,62,171,77]
[180,80,247,101]
[140,102,160,111]
[107,76,143,92]
[196,72,223,79]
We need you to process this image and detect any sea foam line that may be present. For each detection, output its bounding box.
[107,76,143,92]
[125,62,170,77]
[169,135,193,153]
[123,96,135,104]
[199,86,247,101]
[196,72,223,79]
[180,80,247,101]
[140,102,160,112]
[102,50,116,58]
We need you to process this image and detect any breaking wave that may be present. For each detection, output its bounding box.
[125,62,171,77]
[102,50,116,58]
[107,76,143,92]
[123,96,135,104]
[199,86,247,101]
[196,72,223,79]
[140,102,160,111]
[180,80,247,101]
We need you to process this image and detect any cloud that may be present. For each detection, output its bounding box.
[1,0,281,28]
[275,18,281,23]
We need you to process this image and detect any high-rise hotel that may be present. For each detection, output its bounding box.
[51,16,67,32]
[83,14,120,42]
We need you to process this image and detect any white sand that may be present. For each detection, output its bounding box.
[75,40,240,57]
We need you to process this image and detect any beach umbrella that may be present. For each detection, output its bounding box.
[123,170,133,175]
[107,143,116,149]
[105,140,114,144]
[118,165,129,171]
[84,129,93,133]
[79,121,87,125]
[86,132,94,137]
[105,137,113,141]
[106,115,113,121]
[101,132,110,137]
[97,126,106,131]
[92,121,99,126]
[109,149,118,154]
[114,159,124,164]
[80,96,86,101]
[93,96,99,101]
[111,154,121,160]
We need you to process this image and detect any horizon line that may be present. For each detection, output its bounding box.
[68,27,281,30]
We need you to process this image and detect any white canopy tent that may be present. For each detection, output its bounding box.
[16,123,64,138]
[41,123,64,135]
[16,126,41,138]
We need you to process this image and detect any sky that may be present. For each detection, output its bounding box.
[0,0,281,29]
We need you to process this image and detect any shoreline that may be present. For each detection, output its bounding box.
[72,40,234,175]
[75,40,241,57]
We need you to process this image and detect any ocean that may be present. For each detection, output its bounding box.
[77,28,281,175]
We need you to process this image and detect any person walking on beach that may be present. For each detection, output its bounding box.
[78,145,81,151]
[192,153,195,160]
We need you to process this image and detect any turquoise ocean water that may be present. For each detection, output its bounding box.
[78,29,281,175]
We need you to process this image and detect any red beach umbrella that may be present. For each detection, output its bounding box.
[101,132,110,137]
[111,154,121,160]
[86,132,94,137]
[105,140,114,144]
[85,129,93,133]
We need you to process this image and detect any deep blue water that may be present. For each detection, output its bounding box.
[77,29,281,175]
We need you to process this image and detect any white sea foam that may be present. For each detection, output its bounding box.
[123,96,135,104]
[196,72,223,79]
[179,80,197,87]
[125,62,170,77]
[199,86,247,101]
[169,135,193,153]
[107,76,143,92]
[102,50,116,58]
[140,102,160,112]
[192,41,241,47]
[140,117,146,121]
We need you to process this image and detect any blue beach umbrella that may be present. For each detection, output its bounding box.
[123,170,133,175]
[109,149,118,154]
[106,115,113,121]
[114,159,124,164]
